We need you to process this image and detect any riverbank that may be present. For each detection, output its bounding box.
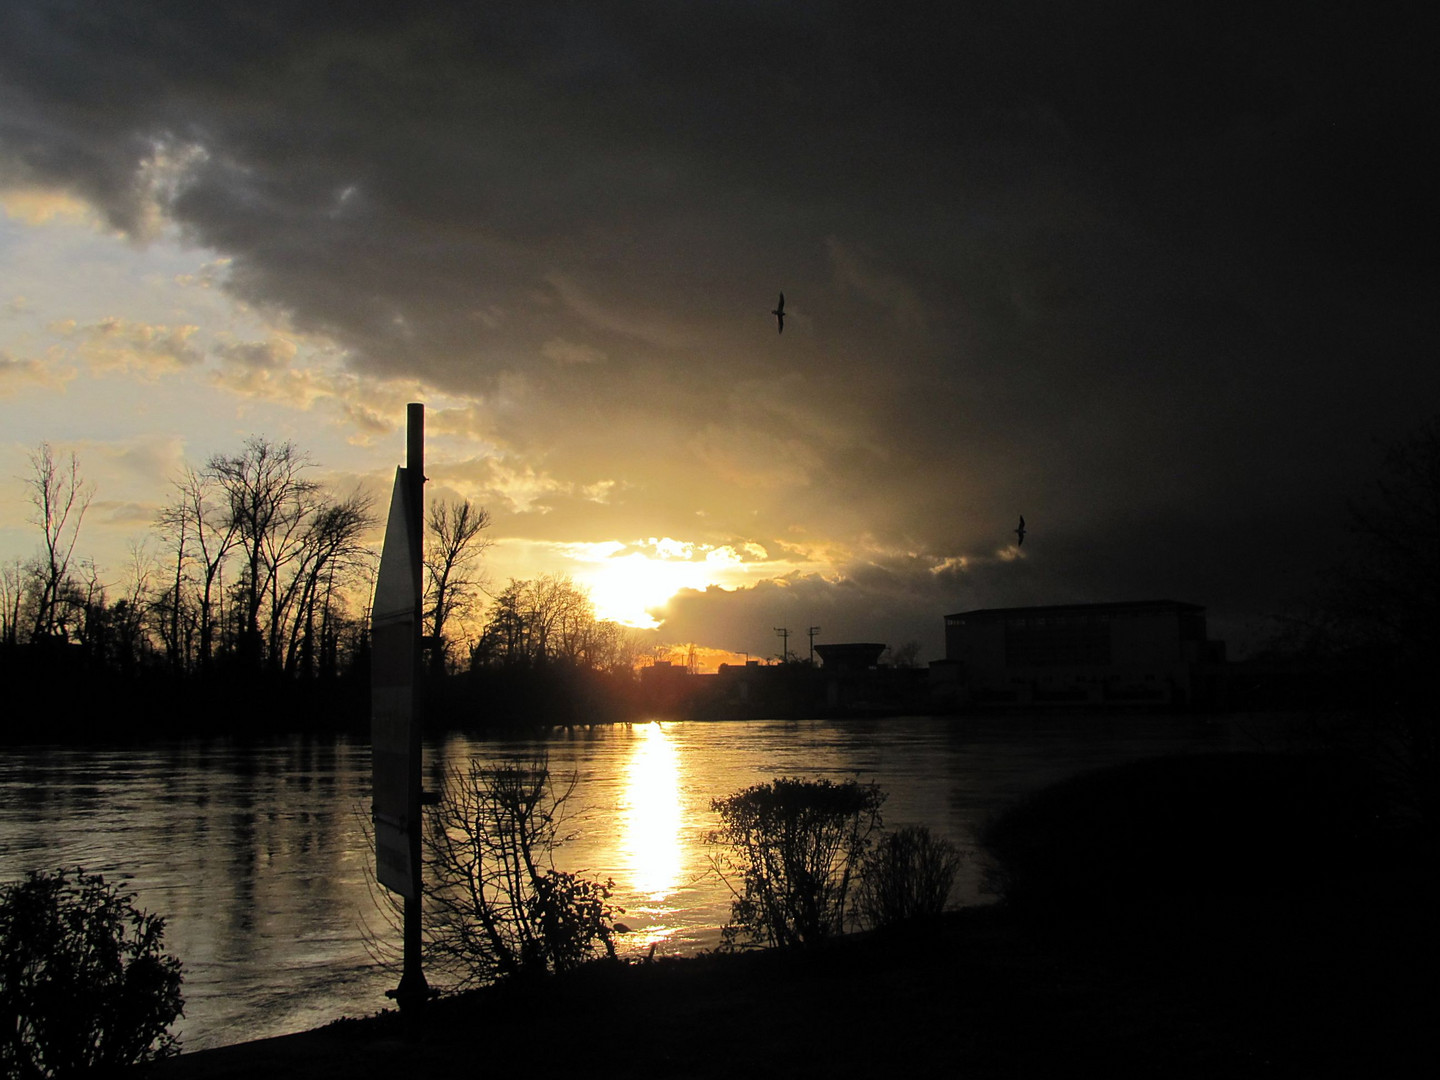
[140,882,1432,1080]
[140,746,1436,1077]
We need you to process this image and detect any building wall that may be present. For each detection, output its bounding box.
[943,601,1221,708]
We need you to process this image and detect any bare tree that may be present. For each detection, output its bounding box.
[421,757,618,988]
[474,580,531,667]
[205,437,320,670]
[467,575,644,678]
[474,575,596,669]
[1308,416,1440,830]
[153,486,193,671]
[149,439,381,682]
[282,489,376,678]
[1326,415,1440,666]
[24,443,93,642]
[65,558,106,655]
[424,499,492,675]
[109,538,158,672]
[530,574,595,664]
[587,621,649,675]
[0,557,25,646]
[170,466,241,671]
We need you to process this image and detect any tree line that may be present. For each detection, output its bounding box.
[1,437,658,739]
[2,438,380,684]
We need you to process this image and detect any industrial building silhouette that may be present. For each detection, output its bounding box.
[932,599,1226,708]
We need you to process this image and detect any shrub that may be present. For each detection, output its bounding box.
[418,756,620,988]
[856,825,962,930]
[710,777,885,949]
[0,868,183,1078]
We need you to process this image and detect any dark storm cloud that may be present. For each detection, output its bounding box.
[3,0,1436,656]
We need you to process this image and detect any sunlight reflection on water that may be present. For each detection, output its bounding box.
[621,723,683,908]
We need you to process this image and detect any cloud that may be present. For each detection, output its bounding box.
[0,187,95,226]
[656,566,955,664]
[469,456,620,518]
[213,336,295,370]
[204,333,427,445]
[173,257,233,290]
[544,273,697,352]
[1,350,74,395]
[92,499,158,528]
[53,316,202,377]
[826,238,926,332]
[540,338,607,366]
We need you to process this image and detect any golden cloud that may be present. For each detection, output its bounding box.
[0,351,76,396]
[0,187,96,226]
[56,316,203,377]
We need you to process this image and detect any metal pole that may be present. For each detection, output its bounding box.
[396,402,427,1015]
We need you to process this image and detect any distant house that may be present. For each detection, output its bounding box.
[933,600,1226,709]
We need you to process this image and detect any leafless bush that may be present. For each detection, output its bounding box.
[855,825,962,930]
[365,756,620,992]
[710,777,885,949]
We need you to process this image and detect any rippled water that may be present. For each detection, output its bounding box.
[0,714,1252,1051]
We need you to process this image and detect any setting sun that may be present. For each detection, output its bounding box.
[583,553,698,627]
[568,540,756,628]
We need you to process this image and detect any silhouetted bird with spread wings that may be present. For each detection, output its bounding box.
[772,293,785,334]
[1015,515,1026,546]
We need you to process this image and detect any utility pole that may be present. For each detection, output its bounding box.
[808,625,821,665]
[774,626,790,663]
[398,403,426,1015]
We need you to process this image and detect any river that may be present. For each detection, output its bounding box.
[0,713,1259,1051]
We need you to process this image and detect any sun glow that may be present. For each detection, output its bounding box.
[583,553,704,627]
[569,539,757,628]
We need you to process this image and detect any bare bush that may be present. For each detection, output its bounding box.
[403,757,619,990]
[710,777,885,949]
[855,825,962,929]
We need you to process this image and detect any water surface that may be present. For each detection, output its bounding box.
[0,713,1253,1050]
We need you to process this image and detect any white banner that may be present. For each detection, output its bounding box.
[371,467,419,898]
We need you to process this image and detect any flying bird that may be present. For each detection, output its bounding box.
[1015,516,1026,546]
[771,292,785,334]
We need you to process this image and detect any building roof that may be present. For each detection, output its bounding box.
[945,599,1204,620]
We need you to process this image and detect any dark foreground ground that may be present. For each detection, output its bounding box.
[141,898,1431,1079]
[140,751,1435,1078]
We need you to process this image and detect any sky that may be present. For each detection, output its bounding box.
[1,1,1436,667]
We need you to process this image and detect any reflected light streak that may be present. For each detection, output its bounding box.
[620,724,683,902]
